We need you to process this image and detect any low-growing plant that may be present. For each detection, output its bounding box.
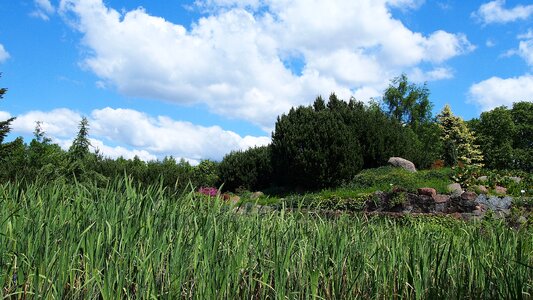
[348,166,451,194]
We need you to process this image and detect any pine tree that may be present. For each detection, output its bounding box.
[437,105,483,167]
[0,73,15,145]
[69,117,91,161]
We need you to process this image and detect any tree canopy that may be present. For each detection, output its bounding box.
[382,74,432,126]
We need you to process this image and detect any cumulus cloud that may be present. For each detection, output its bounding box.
[409,67,454,82]
[11,108,81,137]
[0,111,12,121]
[9,107,270,162]
[31,0,55,20]
[473,0,533,24]
[386,0,425,10]
[517,30,533,67]
[468,75,533,111]
[58,0,472,130]
[0,44,10,63]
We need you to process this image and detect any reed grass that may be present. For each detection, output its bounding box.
[0,177,531,299]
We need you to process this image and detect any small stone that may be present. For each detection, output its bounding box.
[461,191,478,201]
[229,195,240,204]
[508,176,522,184]
[477,176,488,182]
[250,191,264,200]
[418,188,437,197]
[473,209,483,217]
[474,185,489,194]
[494,186,507,195]
[517,216,528,224]
[451,212,462,220]
[222,193,231,201]
[447,183,463,197]
[432,194,450,204]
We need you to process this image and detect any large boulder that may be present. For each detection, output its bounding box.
[388,157,417,172]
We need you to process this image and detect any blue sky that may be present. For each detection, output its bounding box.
[0,0,532,163]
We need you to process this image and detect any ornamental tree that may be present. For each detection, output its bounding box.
[437,104,483,167]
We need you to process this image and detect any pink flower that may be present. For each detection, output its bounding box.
[198,187,218,197]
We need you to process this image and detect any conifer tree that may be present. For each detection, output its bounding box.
[437,105,483,167]
[0,73,15,145]
[69,117,91,161]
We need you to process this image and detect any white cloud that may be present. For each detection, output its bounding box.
[9,107,270,162]
[518,39,533,66]
[486,39,496,47]
[473,0,533,24]
[468,75,533,111]
[423,31,475,63]
[0,111,12,121]
[89,138,157,161]
[386,0,425,10]
[31,0,55,20]
[11,108,81,137]
[0,44,10,63]
[58,0,472,130]
[409,67,454,82]
[503,28,533,67]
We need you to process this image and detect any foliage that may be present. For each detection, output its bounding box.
[0,179,531,298]
[192,159,219,188]
[0,73,15,158]
[218,146,273,192]
[346,166,453,194]
[271,94,423,189]
[68,117,91,161]
[382,73,433,126]
[380,74,442,169]
[471,102,533,172]
[271,94,363,188]
[437,104,483,168]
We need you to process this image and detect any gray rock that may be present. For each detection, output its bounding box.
[477,176,488,182]
[475,194,512,211]
[473,185,489,194]
[508,176,522,184]
[447,183,463,197]
[388,157,417,172]
[461,191,478,201]
[250,191,264,200]
[435,202,448,213]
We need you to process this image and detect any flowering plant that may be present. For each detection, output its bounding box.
[198,187,218,197]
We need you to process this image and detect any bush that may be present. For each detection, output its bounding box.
[271,95,423,189]
[218,146,273,192]
[347,166,452,194]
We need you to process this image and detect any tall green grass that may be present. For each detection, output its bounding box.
[0,178,531,298]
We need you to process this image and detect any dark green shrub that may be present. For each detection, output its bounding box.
[218,146,273,192]
[271,95,363,189]
[271,94,423,189]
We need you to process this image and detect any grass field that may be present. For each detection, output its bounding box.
[1,178,532,299]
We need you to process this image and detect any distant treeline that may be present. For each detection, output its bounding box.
[1,74,532,191]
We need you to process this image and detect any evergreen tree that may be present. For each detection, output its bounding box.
[437,105,483,167]
[69,117,91,161]
[0,73,15,146]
